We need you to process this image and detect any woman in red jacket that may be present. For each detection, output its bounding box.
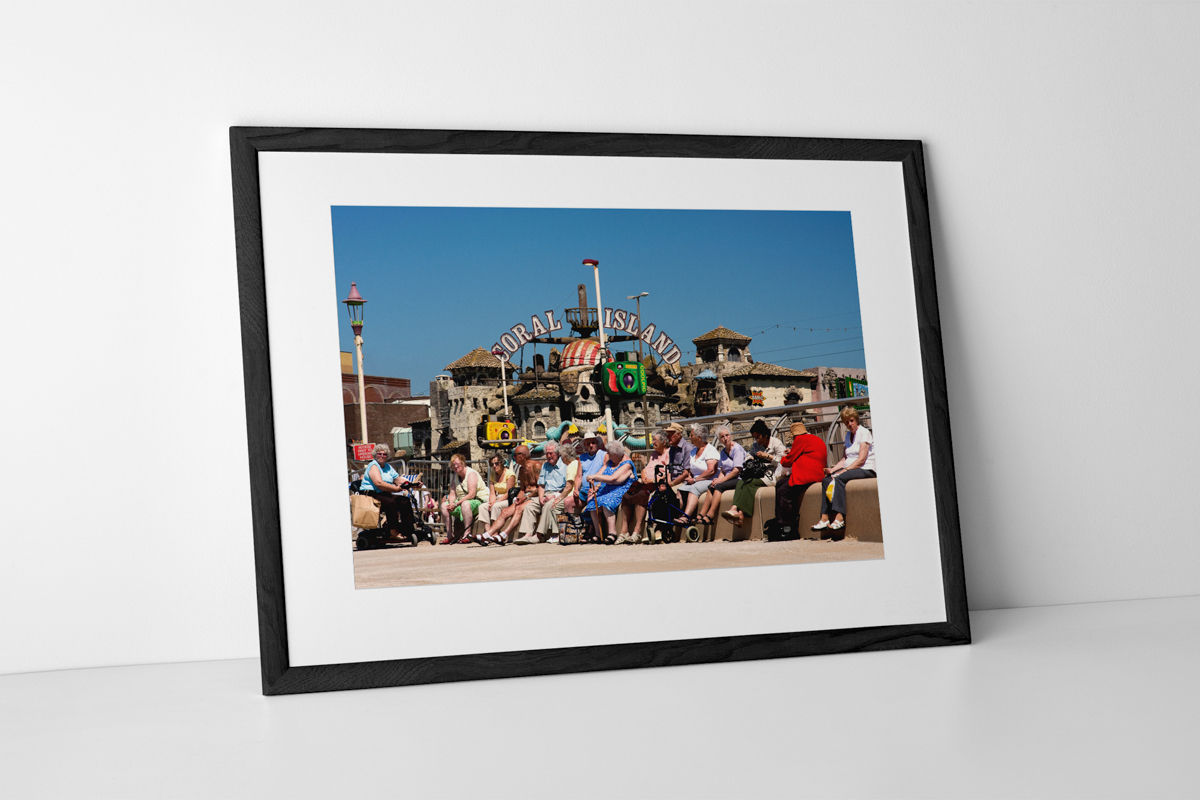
[775,421,828,538]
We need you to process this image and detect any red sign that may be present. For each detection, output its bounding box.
[352,443,375,461]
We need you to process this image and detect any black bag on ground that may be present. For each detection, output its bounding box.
[560,513,587,545]
[763,517,800,542]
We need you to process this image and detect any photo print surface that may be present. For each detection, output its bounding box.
[334,205,883,590]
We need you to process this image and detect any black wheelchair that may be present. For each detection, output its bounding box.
[645,465,700,544]
[351,476,436,550]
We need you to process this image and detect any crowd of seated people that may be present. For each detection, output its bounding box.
[361,407,876,547]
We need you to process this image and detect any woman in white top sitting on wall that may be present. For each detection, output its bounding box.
[675,423,719,525]
[812,406,877,541]
[440,453,489,544]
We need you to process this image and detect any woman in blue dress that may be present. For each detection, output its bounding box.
[584,440,635,545]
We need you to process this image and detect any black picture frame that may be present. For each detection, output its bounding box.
[230,126,969,695]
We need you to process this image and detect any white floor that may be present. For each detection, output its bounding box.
[3,596,1196,799]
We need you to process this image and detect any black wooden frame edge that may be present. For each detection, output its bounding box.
[266,619,969,695]
[230,126,969,696]
[229,125,921,162]
[231,128,291,694]
[899,144,972,641]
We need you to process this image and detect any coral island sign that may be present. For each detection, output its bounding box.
[491,308,682,365]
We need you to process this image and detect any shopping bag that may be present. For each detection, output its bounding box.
[350,493,382,529]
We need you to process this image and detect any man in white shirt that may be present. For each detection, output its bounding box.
[515,442,575,543]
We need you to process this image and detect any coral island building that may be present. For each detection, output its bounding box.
[428,286,827,460]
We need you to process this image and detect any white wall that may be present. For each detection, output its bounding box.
[3,0,1197,676]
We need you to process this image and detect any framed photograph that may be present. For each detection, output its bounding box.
[231,127,968,695]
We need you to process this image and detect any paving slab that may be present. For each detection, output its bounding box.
[353,536,884,588]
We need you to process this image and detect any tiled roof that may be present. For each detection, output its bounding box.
[513,387,560,402]
[724,362,810,379]
[445,347,504,370]
[692,326,751,345]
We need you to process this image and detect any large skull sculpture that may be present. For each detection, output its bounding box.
[562,366,601,418]
[559,338,605,419]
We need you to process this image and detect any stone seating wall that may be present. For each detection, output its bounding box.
[446,478,883,544]
[700,479,882,543]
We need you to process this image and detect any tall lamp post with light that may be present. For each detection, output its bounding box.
[583,258,616,441]
[492,347,510,418]
[626,291,650,431]
[342,282,369,446]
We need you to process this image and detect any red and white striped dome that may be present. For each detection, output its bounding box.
[560,338,607,369]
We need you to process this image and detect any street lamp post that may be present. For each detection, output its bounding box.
[583,259,616,441]
[342,282,368,446]
[626,291,650,432]
[492,348,509,418]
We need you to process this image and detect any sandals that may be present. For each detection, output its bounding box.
[695,514,714,525]
[673,514,693,525]
[720,508,746,526]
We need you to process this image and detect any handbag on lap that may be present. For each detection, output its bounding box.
[740,456,771,481]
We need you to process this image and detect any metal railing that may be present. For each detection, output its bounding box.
[402,457,494,502]
[660,397,870,466]
[381,397,869,499]
[377,457,498,533]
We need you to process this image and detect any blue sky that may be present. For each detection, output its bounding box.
[331,206,865,391]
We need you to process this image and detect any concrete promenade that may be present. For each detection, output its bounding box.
[353,536,884,588]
